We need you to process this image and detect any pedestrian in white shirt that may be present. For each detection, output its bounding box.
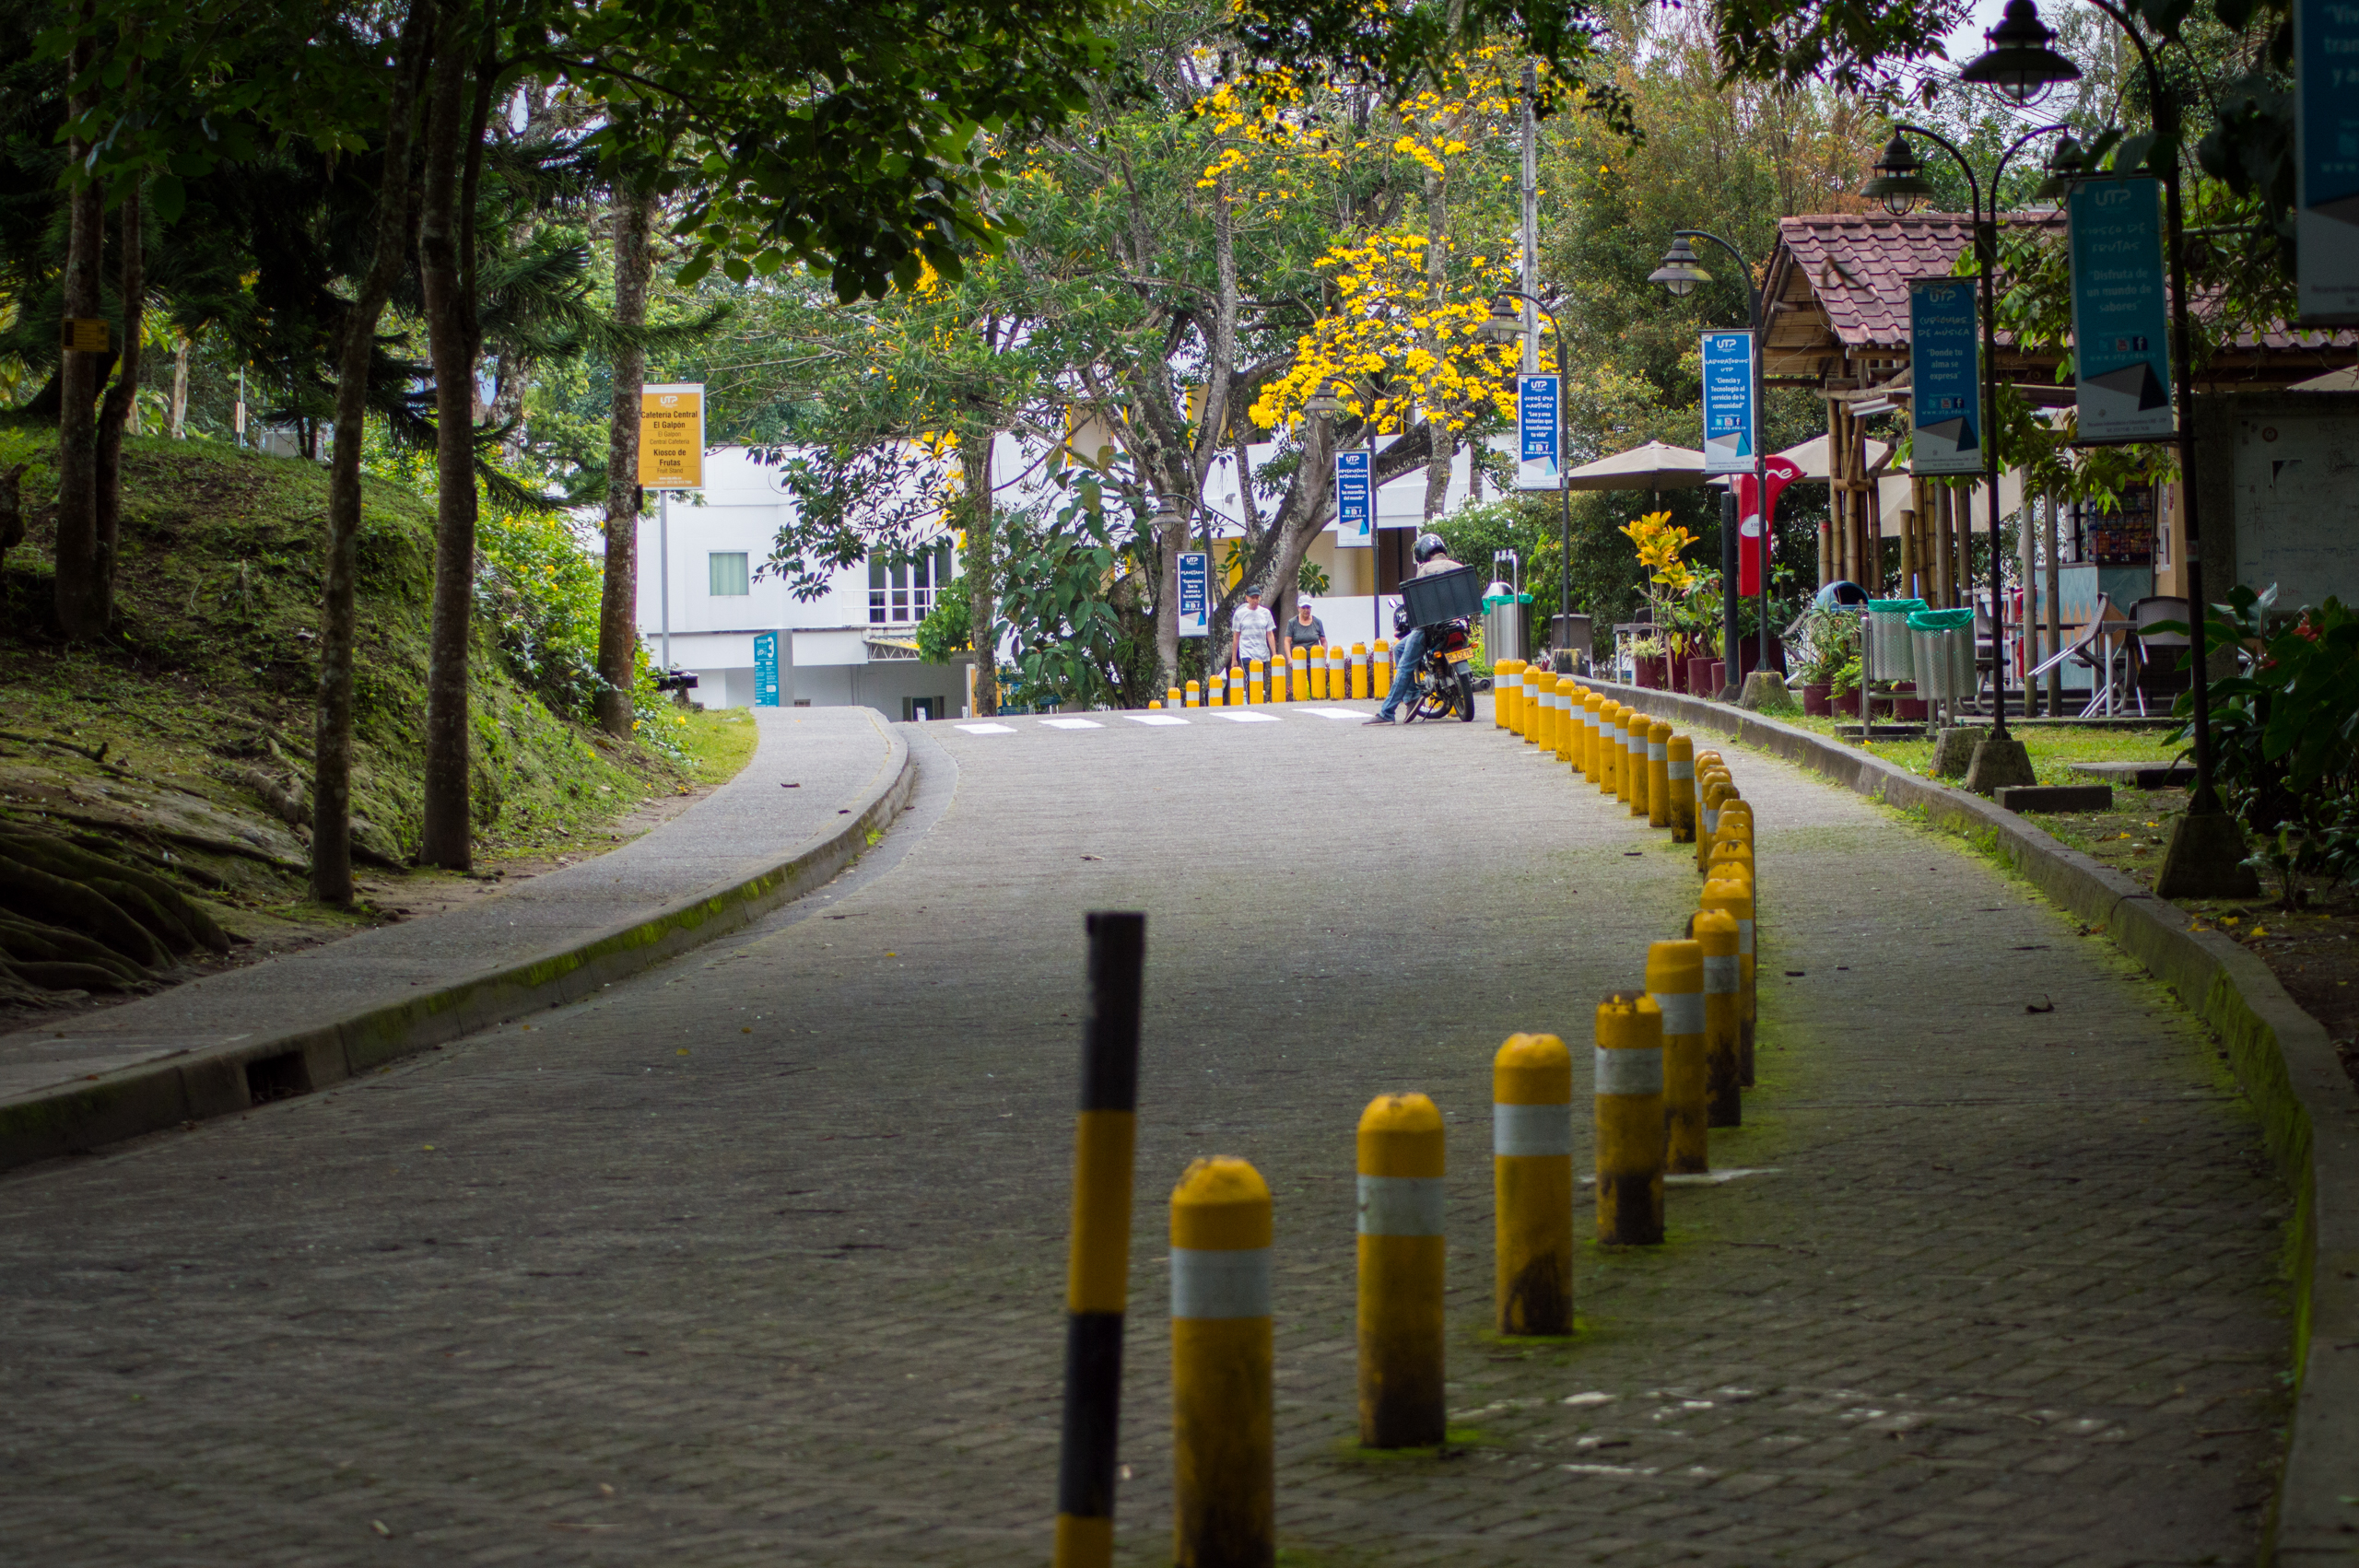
[1231,584,1279,676]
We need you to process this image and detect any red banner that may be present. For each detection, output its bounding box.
[1733,455,1802,596]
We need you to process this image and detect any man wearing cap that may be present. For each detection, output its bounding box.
[1231,583,1279,682]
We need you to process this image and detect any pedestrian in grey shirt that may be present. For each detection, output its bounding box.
[1231,584,1278,673]
[1285,599,1326,655]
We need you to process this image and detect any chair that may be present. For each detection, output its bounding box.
[2025,591,2125,717]
[2129,595,2190,716]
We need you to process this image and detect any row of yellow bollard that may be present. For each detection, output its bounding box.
[1165,642,1395,711]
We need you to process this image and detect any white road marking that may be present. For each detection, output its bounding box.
[1212,711,1281,723]
[1123,714,1191,726]
[955,723,1017,734]
[1301,707,1368,720]
[1039,718,1104,730]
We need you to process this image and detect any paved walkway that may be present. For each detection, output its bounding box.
[0,702,2289,1565]
[0,707,896,1102]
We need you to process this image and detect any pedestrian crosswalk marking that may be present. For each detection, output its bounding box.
[1040,718,1104,730]
[1301,707,1367,720]
[956,722,1017,734]
[1124,714,1191,726]
[1212,711,1281,724]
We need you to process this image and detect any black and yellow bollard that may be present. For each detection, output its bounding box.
[1053,913,1147,1568]
[1648,940,1708,1175]
[1666,734,1696,842]
[1696,907,1742,1127]
[1646,720,1673,829]
[1594,992,1667,1246]
[1171,1155,1274,1568]
[1493,1034,1574,1336]
[1702,874,1757,1088]
[1356,1093,1446,1448]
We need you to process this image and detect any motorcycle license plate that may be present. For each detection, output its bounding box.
[1445,648,1473,662]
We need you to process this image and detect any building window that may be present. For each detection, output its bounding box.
[709,552,750,596]
[867,543,954,625]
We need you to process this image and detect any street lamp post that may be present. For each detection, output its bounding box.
[1862,121,2071,786]
[1954,0,2252,891]
[1478,290,1579,670]
[1649,232,1764,699]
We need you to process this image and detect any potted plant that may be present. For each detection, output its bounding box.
[1630,633,1670,688]
[1892,681,1929,721]
[1620,510,1706,690]
[1797,609,1856,717]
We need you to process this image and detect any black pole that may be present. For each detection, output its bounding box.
[1719,488,1739,692]
[1052,911,1146,1568]
[1557,330,1574,668]
[1674,228,1766,694]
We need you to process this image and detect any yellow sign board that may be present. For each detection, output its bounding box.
[638,382,704,488]
[61,318,110,353]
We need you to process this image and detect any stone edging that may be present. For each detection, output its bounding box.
[0,732,919,1177]
[1592,681,2357,1563]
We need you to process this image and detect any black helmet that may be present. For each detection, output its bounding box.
[1392,603,1414,637]
[1412,532,1448,564]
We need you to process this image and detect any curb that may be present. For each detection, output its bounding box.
[1592,680,2357,1562]
[0,731,920,1177]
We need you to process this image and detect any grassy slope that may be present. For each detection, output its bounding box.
[0,435,748,917]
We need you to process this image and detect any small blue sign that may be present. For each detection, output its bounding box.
[1178,551,1210,638]
[2296,0,2359,322]
[1700,331,1756,474]
[753,631,781,706]
[2069,180,2176,442]
[1907,278,1982,476]
[1517,374,1560,489]
[1335,450,1372,544]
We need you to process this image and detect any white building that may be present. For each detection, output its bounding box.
[635,436,1507,715]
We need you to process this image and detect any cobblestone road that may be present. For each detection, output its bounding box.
[0,706,2289,1566]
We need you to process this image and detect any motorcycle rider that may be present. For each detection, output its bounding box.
[1365,532,1463,725]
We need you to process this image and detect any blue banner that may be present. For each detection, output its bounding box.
[1907,278,1982,475]
[2069,180,2176,442]
[754,631,780,706]
[1178,551,1209,638]
[1335,450,1371,544]
[1517,374,1560,488]
[1700,331,1756,474]
[2297,0,2359,322]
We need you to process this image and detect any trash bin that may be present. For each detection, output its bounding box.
[1907,607,1976,703]
[1483,588,1532,667]
[1863,598,1927,684]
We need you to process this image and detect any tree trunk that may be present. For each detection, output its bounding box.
[595,180,653,737]
[1421,163,1451,526]
[417,0,477,870]
[311,2,429,907]
[169,333,188,438]
[961,436,998,716]
[54,10,103,640]
[94,172,144,626]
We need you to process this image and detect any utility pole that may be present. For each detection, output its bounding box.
[1520,62,1538,376]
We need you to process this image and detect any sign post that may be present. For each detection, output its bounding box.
[1516,374,1560,489]
[1907,279,1983,475]
[1700,333,1757,475]
[638,383,706,674]
[754,631,781,707]
[1334,450,1371,545]
[1178,552,1209,638]
[2068,182,2175,443]
[2296,0,2359,323]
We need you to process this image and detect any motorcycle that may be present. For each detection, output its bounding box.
[1394,605,1478,723]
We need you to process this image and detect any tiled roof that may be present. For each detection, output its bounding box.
[1770,214,1979,350]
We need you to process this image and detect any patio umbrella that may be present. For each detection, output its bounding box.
[2291,365,2359,392]
[1560,440,1707,492]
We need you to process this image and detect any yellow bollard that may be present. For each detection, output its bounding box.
[1309,645,1328,700]
[1494,1033,1574,1336]
[1171,1156,1274,1568]
[1532,672,1558,755]
[1611,705,1637,805]
[1593,702,1618,795]
[1350,643,1369,701]
[1625,710,1650,818]
[1647,720,1673,828]
[1357,1093,1446,1448]
[1494,658,1520,731]
[1168,686,1183,708]
[1581,692,1605,782]
[1716,802,1757,904]
[1702,874,1757,1088]
[1226,664,1244,707]
[1666,735,1696,842]
[1288,648,1307,700]
[1695,907,1743,1128]
[1696,776,1735,872]
[1373,639,1391,702]
[1250,659,1268,705]
[1555,683,1579,765]
[1151,699,1164,709]
[1594,992,1666,1246]
[1708,838,1755,908]
[1648,940,1708,1176]
[1330,644,1348,700]
[1184,680,1202,708]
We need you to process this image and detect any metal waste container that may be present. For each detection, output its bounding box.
[1863,598,1927,684]
[1907,608,1976,701]
[1483,587,1532,666]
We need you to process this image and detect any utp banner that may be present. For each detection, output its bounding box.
[639,382,705,487]
[1700,332,1756,474]
[1517,374,1560,488]
[1907,279,1982,475]
[1178,551,1210,638]
[2296,0,2359,322]
[1334,450,1372,544]
[2068,181,2175,443]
